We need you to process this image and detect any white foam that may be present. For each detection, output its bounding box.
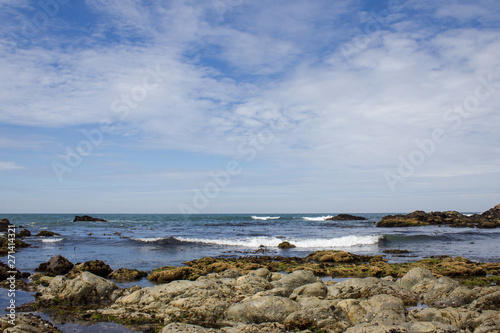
[177,235,380,248]
[251,216,280,221]
[41,238,64,243]
[303,215,334,221]
[133,237,165,242]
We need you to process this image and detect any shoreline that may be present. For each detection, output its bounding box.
[2,250,500,332]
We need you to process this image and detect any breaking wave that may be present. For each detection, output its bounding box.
[302,216,333,221]
[251,216,281,221]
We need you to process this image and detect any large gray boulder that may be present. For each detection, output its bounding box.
[225,296,300,323]
[39,271,118,305]
[271,270,319,296]
[397,267,435,290]
[160,323,221,332]
[289,282,327,300]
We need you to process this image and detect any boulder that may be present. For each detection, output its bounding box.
[18,229,31,238]
[327,277,418,306]
[234,275,272,295]
[73,215,107,222]
[271,270,319,295]
[345,322,461,333]
[326,214,366,221]
[289,282,327,300]
[397,267,435,290]
[277,241,296,249]
[0,218,13,232]
[69,260,113,278]
[35,255,74,276]
[39,271,118,305]
[225,296,301,323]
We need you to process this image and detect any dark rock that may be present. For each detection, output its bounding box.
[326,214,367,221]
[35,255,74,276]
[73,215,108,222]
[36,230,61,237]
[0,236,30,256]
[377,204,500,228]
[0,218,13,232]
[278,241,296,249]
[109,268,147,281]
[18,228,31,238]
[383,249,410,254]
[69,260,113,278]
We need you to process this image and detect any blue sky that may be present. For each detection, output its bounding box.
[1,0,499,213]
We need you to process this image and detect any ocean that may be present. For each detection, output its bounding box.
[3,213,500,276]
[2,213,500,332]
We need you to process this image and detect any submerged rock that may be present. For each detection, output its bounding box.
[36,230,61,237]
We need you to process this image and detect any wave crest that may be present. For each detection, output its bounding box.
[303,216,333,221]
[177,235,379,248]
[251,216,280,221]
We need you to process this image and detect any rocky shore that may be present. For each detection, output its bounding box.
[1,250,499,332]
[377,203,500,228]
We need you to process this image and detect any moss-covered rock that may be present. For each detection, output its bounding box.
[278,241,296,249]
[109,268,147,281]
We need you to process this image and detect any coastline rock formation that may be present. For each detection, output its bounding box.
[17,265,500,333]
[326,214,366,221]
[0,218,13,232]
[377,203,500,228]
[73,215,108,222]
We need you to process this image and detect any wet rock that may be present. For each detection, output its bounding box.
[17,228,31,238]
[38,271,118,306]
[35,255,74,276]
[0,236,30,256]
[277,241,296,249]
[0,218,13,232]
[73,215,108,222]
[306,250,371,263]
[326,214,366,221]
[109,268,147,281]
[225,296,300,323]
[148,266,202,284]
[408,307,476,330]
[0,313,61,332]
[433,285,478,308]
[69,260,113,278]
[36,230,61,237]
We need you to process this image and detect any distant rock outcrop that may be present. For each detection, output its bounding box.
[73,215,107,222]
[377,204,500,228]
[326,214,367,221]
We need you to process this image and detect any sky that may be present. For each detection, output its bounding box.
[0,0,499,214]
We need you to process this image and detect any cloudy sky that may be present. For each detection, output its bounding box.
[0,0,499,214]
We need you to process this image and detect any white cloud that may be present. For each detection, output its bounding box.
[0,161,25,171]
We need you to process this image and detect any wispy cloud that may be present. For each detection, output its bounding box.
[0,161,25,171]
